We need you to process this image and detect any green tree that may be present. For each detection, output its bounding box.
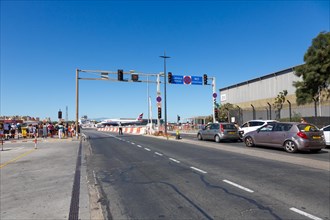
[218,103,236,122]
[273,90,288,120]
[293,31,330,105]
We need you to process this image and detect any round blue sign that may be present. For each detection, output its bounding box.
[213,93,217,98]
[156,96,162,102]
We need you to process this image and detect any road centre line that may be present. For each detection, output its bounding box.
[290,208,323,220]
[154,152,163,156]
[223,179,254,193]
[131,142,135,145]
[169,158,180,163]
[144,148,151,151]
[137,145,142,148]
[0,149,36,169]
[190,166,207,174]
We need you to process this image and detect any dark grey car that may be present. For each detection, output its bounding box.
[243,122,326,153]
[197,123,240,143]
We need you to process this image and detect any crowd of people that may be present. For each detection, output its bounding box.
[0,122,78,140]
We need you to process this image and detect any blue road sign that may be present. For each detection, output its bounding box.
[191,76,203,85]
[172,75,183,84]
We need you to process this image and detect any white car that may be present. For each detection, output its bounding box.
[320,125,330,146]
[238,120,278,138]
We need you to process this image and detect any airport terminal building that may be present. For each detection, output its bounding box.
[219,65,330,125]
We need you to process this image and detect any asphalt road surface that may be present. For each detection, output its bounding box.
[83,129,329,220]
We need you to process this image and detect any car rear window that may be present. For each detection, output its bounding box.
[222,124,236,129]
[298,124,319,132]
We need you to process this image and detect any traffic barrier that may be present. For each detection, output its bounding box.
[98,126,146,135]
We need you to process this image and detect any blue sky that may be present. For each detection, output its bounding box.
[1,0,329,122]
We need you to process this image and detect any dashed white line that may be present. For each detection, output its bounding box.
[144,148,151,151]
[290,208,323,220]
[190,166,207,174]
[223,179,254,193]
[131,142,135,145]
[137,145,142,148]
[169,158,180,163]
[154,152,163,156]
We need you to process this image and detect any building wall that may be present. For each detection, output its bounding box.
[219,66,330,123]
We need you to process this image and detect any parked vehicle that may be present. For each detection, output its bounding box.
[243,122,326,153]
[197,123,240,143]
[320,125,330,146]
[238,120,277,138]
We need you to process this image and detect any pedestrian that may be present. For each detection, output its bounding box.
[58,123,64,139]
[42,123,48,139]
[47,123,54,138]
[118,122,123,135]
[300,118,307,123]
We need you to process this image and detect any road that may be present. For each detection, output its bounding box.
[83,129,329,220]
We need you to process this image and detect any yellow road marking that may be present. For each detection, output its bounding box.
[0,149,36,169]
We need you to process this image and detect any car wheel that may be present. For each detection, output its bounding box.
[197,133,203,140]
[215,135,221,143]
[284,141,297,153]
[244,136,254,147]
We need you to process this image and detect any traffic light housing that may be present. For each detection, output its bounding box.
[131,74,139,82]
[177,115,180,122]
[58,110,62,119]
[158,107,162,119]
[214,108,218,119]
[118,69,124,81]
[168,72,172,83]
[203,74,208,85]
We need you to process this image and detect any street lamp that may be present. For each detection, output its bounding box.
[159,51,170,136]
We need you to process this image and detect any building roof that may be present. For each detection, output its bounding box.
[219,65,303,92]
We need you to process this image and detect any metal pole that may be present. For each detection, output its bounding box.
[156,73,161,131]
[160,52,170,136]
[267,102,272,120]
[75,69,79,139]
[287,100,292,122]
[212,77,216,123]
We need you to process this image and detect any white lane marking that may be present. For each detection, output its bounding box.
[131,142,135,145]
[144,148,151,151]
[290,208,323,220]
[137,145,142,148]
[154,152,163,156]
[223,179,254,193]
[169,158,180,163]
[190,166,207,174]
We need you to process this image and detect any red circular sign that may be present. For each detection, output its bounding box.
[183,76,192,84]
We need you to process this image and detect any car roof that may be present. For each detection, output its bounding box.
[245,120,277,123]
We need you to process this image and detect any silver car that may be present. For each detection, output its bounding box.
[243,122,326,153]
[197,123,240,143]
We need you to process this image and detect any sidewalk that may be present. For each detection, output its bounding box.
[0,138,92,219]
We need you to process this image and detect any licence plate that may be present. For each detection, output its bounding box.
[229,132,236,134]
[312,136,321,139]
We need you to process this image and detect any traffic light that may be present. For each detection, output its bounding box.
[203,74,208,85]
[214,108,218,119]
[118,69,124,81]
[177,115,180,122]
[131,74,139,82]
[158,107,162,119]
[58,110,62,119]
[168,72,172,83]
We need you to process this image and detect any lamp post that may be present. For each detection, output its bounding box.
[159,52,170,136]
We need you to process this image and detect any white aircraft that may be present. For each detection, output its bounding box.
[99,113,143,126]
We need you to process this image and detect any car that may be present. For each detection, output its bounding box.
[238,120,277,138]
[243,122,326,153]
[320,125,330,146]
[197,122,240,143]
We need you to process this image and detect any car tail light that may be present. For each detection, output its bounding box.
[297,131,308,139]
[220,124,224,133]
